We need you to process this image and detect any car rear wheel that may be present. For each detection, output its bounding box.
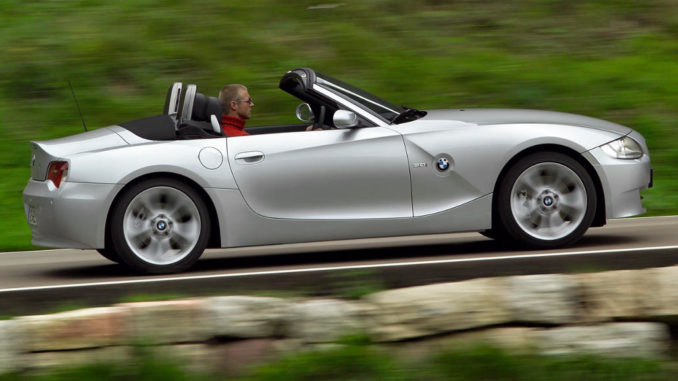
[495,152,596,248]
[110,178,210,274]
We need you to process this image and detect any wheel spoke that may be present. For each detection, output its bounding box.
[532,213,543,229]
[170,231,194,251]
[538,213,552,229]
[143,238,161,259]
[559,203,581,221]
[518,170,542,197]
[167,204,184,220]
[551,171,568,191]
[546,213,565,229]
[134,194,160,217]
[161,192,183,216]
[171,207,195,225]
[512,196,532,215]
[173,221,199,241]
[142,238,173,262]
[127,229,152,248]
[157,239,173,257]
[559,188,585,208]
[124,213,149,234]
[516,207,540,229]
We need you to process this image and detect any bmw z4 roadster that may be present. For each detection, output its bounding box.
[23,68,653,273]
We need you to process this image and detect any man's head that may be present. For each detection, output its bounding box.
[218,84,254,120]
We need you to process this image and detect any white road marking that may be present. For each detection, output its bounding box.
[1,244,677,294]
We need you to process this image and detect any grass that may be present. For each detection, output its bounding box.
[0,347,203,381]
[1,343,675,380]
[116,293,192,304]
[324,269,388,299]
[425,345,672,381]
[1,0,677,251]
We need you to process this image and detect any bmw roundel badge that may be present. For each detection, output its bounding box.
[437,157,450,171]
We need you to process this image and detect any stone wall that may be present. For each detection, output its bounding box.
[3,265,678,374]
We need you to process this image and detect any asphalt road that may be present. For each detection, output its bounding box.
[1,215,677,316]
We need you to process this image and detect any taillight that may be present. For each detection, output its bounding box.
[47,161,68,188]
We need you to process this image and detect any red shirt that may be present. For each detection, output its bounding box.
[221,115,249,136]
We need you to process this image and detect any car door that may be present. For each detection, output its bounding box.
[227,127,412,220]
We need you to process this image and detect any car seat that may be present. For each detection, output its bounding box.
[176,84,224,139]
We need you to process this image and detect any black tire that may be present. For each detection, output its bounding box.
[96,248,121,264]
[494,152,596,248]
[110,178,210,274]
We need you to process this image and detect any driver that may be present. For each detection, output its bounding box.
[218,84,254,136]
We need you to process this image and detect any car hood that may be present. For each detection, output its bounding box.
[422,109,632,135]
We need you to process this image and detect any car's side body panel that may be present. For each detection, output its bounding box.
[24,180,123,248]
[25,127,237,249]
[29,125,235,190]
[208,188,491,248]
[66,134,236,190]
[226,127,412,219]
[390,119,624,217]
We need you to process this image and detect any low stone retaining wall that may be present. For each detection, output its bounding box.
[3,265,678,374]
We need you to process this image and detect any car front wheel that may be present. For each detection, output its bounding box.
[110,178,210,274]
[495,152,597,248]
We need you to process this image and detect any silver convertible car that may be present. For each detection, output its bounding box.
[23,68,653,273]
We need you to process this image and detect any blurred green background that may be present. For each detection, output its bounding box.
[1,0,676,251]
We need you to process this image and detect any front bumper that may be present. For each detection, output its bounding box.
[585,146,652,219]
[23,180,123,249]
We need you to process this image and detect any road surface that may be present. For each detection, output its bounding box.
[1,216,677,316]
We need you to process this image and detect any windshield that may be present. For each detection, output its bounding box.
[315,73,405,122]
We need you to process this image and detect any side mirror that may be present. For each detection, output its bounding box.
[333,110,359,129]
[296,103,315,123]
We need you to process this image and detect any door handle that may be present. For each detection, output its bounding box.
[235,151,265,163]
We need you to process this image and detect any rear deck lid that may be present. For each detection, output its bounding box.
[30,127,128,180]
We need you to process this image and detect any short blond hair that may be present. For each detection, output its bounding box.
[218,84,247,113]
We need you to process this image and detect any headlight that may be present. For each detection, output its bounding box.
[601,136,643,159]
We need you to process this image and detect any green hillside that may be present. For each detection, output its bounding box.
[1,0,676,250]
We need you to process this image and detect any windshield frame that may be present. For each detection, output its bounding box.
[314,73,405,124]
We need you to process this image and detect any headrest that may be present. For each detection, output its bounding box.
[191,93,222,122]
[192,93,208,121]
[206,97,222,120]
